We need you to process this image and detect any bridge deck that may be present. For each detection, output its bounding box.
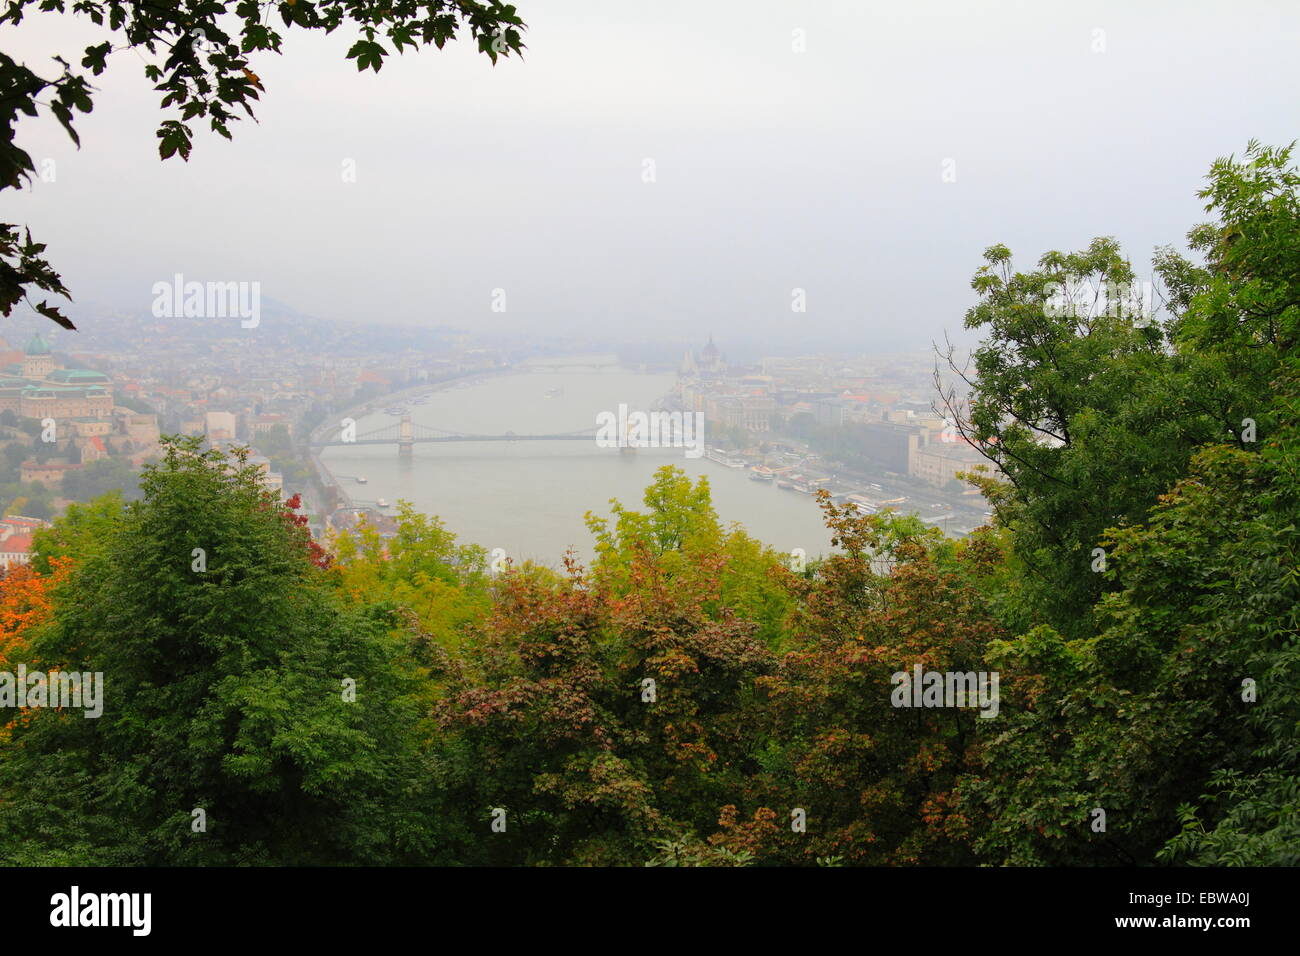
[313,433,599,447]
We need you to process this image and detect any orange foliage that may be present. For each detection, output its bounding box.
[0,557,71,669]
[0,558,71,740]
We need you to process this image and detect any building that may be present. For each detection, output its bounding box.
[115,411,161,448]
[248,413,289,437]
[857,422,920,474]
[680,336,727,377]
[708,394,775,432]
[246,454,284,492]
[20,459,80,488]
[909,432,995,488]
[0,334,114,420]
[78,435,109,464]
[813,398,847,427]
[70,419,114,438]
[205,411,238,441]
[0,532,33,567]
[0,515,50,568]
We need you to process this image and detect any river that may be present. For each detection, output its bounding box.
[320,361,838,567]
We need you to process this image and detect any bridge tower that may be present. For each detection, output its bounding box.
[620,418,636,457]
[398,414,414,457]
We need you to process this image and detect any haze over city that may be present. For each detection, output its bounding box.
[7,0,1297,351]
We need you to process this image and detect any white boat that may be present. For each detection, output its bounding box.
[376,498,389,508]
[846,494,878,515]
[356,476,368,484]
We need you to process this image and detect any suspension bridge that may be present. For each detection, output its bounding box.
[310,414,602,456]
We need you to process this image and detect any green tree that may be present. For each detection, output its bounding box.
[330,499,491,651]
[0,436,429,864]
[958,143,1300,866]
[586,465,793,647]
[945,145,1291,640]
[60,457,142,503]
[29,492,125,572]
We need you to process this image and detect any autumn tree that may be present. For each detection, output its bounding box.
[707,494,1002,865]
[435,470,777,865]
[586,465,794,647]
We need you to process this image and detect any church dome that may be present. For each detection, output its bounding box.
[24,333,51,356]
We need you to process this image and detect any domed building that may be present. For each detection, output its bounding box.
[0,333,114,420]
[679,335,727,377]
[21,332,54,379]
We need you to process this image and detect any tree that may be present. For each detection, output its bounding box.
[59,457,142,503]
[432,468,780,865]
[329,499,491,649]
[942,148,1293,641]
[433,556,776,866]
[717,494,1001,865]
[1,0,527,327]
[586,465,793,647]
[0,558,68,670]
[956,143,1300,866]
[0,440,28,482]
[0,558,70,750]
[0,436,429,864]
[29,492,125,572]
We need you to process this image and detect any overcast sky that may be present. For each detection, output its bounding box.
[7,0,1299,353]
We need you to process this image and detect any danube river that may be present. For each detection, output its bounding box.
[320,362,836,566]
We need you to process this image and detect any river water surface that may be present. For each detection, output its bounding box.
[321,363,836,566]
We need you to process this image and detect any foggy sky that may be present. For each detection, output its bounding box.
[6,0,1299,353]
